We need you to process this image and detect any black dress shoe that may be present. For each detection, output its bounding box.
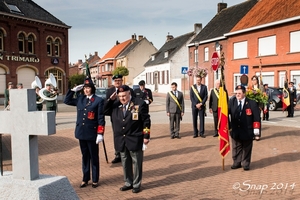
[120,185,133,191]
[175,135,181,139]
[213,133,219,137]
[132,188,141,193]
[80,182,88,188]
[243,166,250,171]
[200,134,206,138]
[171,135,175,139]
[111,157,121,164]
[92,183,98,188]
[193,135,198,138]
[231,164,242,169]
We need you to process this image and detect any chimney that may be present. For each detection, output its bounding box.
[194,23,202,34]
[131,34,136,44]
[218,3,227,13]
[138,35,143,40]
[116,40,120,45]
[166,34,174,43]
[95,51,98,57]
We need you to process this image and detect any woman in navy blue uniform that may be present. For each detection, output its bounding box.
[64,78,105,188]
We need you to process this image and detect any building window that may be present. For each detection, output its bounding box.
[54,39,60,56]
[255,72,274,86]
[151,55,155,61]
[28,35,34,54]
[233,73,241,89]
[7,4,23,15]
[204,47,209,61]
[233,41,248,59]
[258,35,276,56]
[290,31,300,53]
[0,31,3,51]
[164,51,168,58]
[47,38,52,56]
[194,49,198,64]
[18,33,25,53]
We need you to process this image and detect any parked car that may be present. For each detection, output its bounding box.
[95,87,107,99]
[132,85,139,90]
[268,87,283,111]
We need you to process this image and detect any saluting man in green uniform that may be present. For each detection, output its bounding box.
[44,83,57,114]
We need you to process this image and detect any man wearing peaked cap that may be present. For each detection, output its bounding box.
[112,74,123,80]
[134,80,153,114]
[64,77,105,188]
[104,84,150,193]
[287,81,297,117]
[228,85,260,171]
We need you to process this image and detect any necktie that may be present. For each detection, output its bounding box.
[123,105,126,116]
[238,100,242,116]
[86,98,89,106]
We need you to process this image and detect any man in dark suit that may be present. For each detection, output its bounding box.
[263,83,271,120]
[104,85,150,193]
[64,78,105,188]
[166,82,184,139]
[134,80,153,113]
[106,74,135,164]
[287,82,297,117]
[209,79,220,137]
[228,85,260,171]
[190,76,208,138]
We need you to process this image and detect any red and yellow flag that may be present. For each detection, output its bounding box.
[282,87,290,111]
[218,86,230,158]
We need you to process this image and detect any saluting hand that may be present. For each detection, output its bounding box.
[110,91,117,100]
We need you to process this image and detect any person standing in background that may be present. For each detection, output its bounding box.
[134,80,153,114]
[4,82,13,109]
[263,84,270,121]
[190,76,208,138]
[166,82,184,139]
[209,79,220,137]
[287,82,297,117]
[17,83,23,89]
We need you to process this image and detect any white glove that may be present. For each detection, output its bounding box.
[142,143,147,151]
[253,129,259,135]
[96,134,103,144]
[71,84,84,92]
[144,100,149,104]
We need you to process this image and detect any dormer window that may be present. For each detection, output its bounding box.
[164,51,168,58]
[6,4,23,15]
[151,55,155,61]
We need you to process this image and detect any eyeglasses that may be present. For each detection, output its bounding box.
[114,79,122,82]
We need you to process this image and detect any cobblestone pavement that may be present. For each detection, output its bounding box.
[1,94,300,199]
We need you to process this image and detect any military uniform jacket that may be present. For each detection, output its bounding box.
[104,97,151,152]
[43,89,57,108]
[190,84,208,109]
[64,90,105,141]
[134,88,153,103]
[228,97,260,141]
[166,91,184,114]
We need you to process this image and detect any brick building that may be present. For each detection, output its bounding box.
[0,0,70,100]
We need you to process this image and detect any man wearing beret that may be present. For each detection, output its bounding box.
[106,74,135,164]
[64,78,105,188]
[228,85,260,171]
[104,85,150,193]
[134,80,153,113]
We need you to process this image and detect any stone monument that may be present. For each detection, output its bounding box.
[0,89,79,199]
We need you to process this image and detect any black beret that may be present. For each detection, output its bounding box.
[83,78,95,88]
[263,83,268,87]
[139,80,145,85]
[117,85,130,93]
[112,74,123,80]
[235,85,246,92]
[289,82,294,85]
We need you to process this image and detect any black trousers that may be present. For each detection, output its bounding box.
[212,111,218,134]
[192,108,205,136]
[79,140,99,183]
[231,138,253,167]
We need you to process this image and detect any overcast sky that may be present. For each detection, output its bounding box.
[35,0,244,64]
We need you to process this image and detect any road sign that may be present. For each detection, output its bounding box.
[211,52,219,71]
[181,67,188,74]
[240,65,248,74]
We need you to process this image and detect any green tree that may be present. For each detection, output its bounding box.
[68,74,85,89]
[112,66,129,76]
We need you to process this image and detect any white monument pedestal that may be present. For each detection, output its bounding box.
[0,172,79,200]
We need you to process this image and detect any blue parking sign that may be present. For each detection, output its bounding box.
[240,65,248,74]
[181,67,188,74]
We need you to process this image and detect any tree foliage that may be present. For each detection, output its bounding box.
[68,74,85,89]
[112,66,129,76]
